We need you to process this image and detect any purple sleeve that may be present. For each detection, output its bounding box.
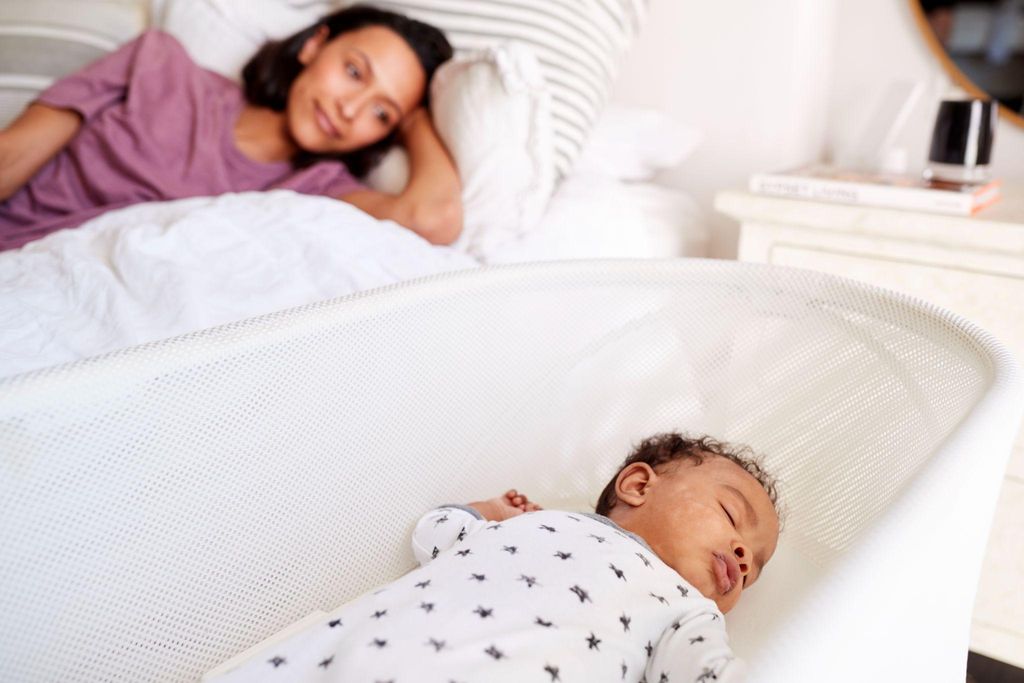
[34,30,188,121]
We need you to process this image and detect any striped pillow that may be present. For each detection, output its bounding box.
[362,0,648,180]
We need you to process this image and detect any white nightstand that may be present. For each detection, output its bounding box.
[714,186,1024,668]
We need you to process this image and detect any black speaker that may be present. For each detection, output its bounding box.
[925,99,998,184]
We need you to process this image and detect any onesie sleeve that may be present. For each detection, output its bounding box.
[645,608,747,683]
[410,505,490,566]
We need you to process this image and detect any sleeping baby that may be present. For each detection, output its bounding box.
[210,432,781,682]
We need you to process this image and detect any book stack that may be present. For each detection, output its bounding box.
[749,164,1001,216]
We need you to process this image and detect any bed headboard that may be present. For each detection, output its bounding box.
[0,0,146,127]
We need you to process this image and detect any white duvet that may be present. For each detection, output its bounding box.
[0,191,478,379]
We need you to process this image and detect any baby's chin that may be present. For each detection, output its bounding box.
[715,593,740,614]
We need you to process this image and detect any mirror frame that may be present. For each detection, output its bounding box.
[908,0,1024,129]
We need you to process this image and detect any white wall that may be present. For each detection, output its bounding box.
[612,0,839,258]
[827,0,1024,181]
[612,0,1024,259]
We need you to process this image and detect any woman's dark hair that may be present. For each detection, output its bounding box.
[594,432,782,525]
[242,4,453,176]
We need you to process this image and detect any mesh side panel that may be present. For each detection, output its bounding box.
[0,260,1005,682]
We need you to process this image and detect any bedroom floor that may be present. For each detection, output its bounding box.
[967,651,1024,682]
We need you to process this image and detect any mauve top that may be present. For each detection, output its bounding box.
[0,30,364,251]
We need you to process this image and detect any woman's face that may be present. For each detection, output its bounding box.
[288,25,426,154]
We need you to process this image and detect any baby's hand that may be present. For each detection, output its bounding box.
[469,489,543,521]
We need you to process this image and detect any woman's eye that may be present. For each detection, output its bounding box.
[374,107,391,125]
[346,63,361,79]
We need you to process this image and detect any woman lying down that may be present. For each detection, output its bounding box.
[209,433,781,683]
[0,5,461,253]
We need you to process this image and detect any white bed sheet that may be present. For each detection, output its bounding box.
[0,180,703,379]
[491,172,707,264]
[0,191,475,379]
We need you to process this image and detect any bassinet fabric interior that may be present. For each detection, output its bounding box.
[0,259,1019,682]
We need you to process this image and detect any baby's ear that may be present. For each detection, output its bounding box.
[615,462,655,508]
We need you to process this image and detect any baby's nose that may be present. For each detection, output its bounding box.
[733,544,751,578]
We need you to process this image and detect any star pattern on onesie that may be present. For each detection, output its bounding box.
[253,510,732,682]
[519,574,539,588]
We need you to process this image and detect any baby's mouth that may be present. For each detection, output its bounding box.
[712,552,739,594]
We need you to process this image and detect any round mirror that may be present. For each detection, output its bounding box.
[910,0,1024,128]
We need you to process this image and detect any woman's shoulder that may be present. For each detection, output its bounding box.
[126,29,193,63]
[119,29,238,95]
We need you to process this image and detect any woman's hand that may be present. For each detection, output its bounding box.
[398,106,430,140]
[469,489,543,522]
[341,104,462,245]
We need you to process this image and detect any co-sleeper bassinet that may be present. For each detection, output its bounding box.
[0,260,1020,682]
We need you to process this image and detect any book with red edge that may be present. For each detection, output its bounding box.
[749,164,1001,215]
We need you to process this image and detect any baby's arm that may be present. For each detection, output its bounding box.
[468,488,542,521]
[645,609,747,683]
[410,490,541,566]
[411,505,488,566]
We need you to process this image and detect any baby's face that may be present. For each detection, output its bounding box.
[608,456,780,613]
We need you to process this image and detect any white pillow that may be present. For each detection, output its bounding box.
[573,105,704,182]
[365,0,648,181]
[367,43,554,260]
[153,0,327,80]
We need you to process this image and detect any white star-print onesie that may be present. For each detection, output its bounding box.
[210,507,746,683]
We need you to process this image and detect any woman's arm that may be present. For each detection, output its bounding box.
[0,103,82,202]
[341,107,463,245]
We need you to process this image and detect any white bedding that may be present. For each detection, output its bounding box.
[0,181,704,379]
[0,191,477,378]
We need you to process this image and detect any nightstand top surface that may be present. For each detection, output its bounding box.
[715,185,1024,255]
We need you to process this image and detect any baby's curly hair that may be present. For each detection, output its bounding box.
[595,432,781,523]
